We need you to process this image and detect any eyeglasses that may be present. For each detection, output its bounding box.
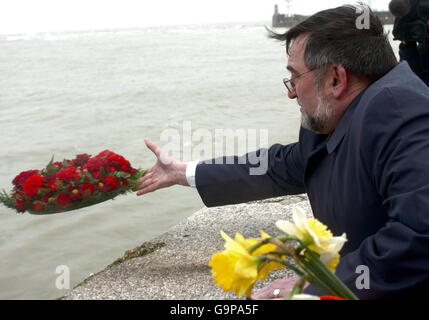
[283,69,314,94]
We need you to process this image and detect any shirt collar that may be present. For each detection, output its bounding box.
[326,90,365,154]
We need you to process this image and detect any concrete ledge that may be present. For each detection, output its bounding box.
[64,194,311,300]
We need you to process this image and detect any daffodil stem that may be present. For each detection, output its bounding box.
[246,235,358,300]
[276,234,300,243]
[297,259,337,296]
[294,251,355,299]
[246,238,270,254]
[302,249,358,300]
[246,235,298,255]
[269,250,293,257]
[260,256,305,277]
[300,258,343,297]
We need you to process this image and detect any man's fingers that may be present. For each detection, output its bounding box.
[136,183,157,196]
[138,177,154,191]
[139,170,153,183]
[251,277,299,299]
[251,286,275,299]
[144,138,161,158]
[144,138,174,165]
[136,181,164,196]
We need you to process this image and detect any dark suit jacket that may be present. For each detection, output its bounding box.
[195,62,429,299]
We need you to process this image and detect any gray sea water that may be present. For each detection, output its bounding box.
[0,22,398,299]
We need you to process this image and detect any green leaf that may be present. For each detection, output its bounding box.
[113,171,131,178]
[99,166,106,179]
[134,168,148,180]
[0,189,15,209]
[45,155,57,174]
[37,188,50,198]
[62,159,70,168]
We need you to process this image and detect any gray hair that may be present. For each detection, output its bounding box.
[268,5,398,84]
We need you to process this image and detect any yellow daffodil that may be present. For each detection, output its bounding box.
[233,231,285,278]
[209,230,283,297]
[275,207,347,273]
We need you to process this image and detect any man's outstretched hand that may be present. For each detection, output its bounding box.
[136,138,189,196]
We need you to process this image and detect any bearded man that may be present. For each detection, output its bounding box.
[136,5,429,299]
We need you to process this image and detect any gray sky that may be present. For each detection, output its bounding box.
[0,0,391,34]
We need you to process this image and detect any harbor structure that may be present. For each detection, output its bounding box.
[272,2,395,28]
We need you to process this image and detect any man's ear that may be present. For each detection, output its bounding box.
[329,65,348,99]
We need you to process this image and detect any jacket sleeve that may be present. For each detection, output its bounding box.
[195,142,305,207]
[306,87,429,299]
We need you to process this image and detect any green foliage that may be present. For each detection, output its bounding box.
[45,155,57,175]
[0,190,15,210]
[130,168,148,192]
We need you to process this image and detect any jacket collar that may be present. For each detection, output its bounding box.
[326,89,365,154]
[325,62,410,154]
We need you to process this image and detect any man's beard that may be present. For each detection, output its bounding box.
[299,94,333,134]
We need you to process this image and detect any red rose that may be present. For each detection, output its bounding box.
[72,153,91,167]
[56,167,79,182]
[14,197,27,212]
[56,193,71,210]
[22,175,44,198]
[103,176,118,190]
[84,157,108,172]
[12,170,39,188]
[108,153,131,172]
[91,171,100,179]
[120,164,130,172]
[43,173,57,185]
[95,150,131,172]
[97,150,112,158]
[80,183,95,197]
[47,179,62,192]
